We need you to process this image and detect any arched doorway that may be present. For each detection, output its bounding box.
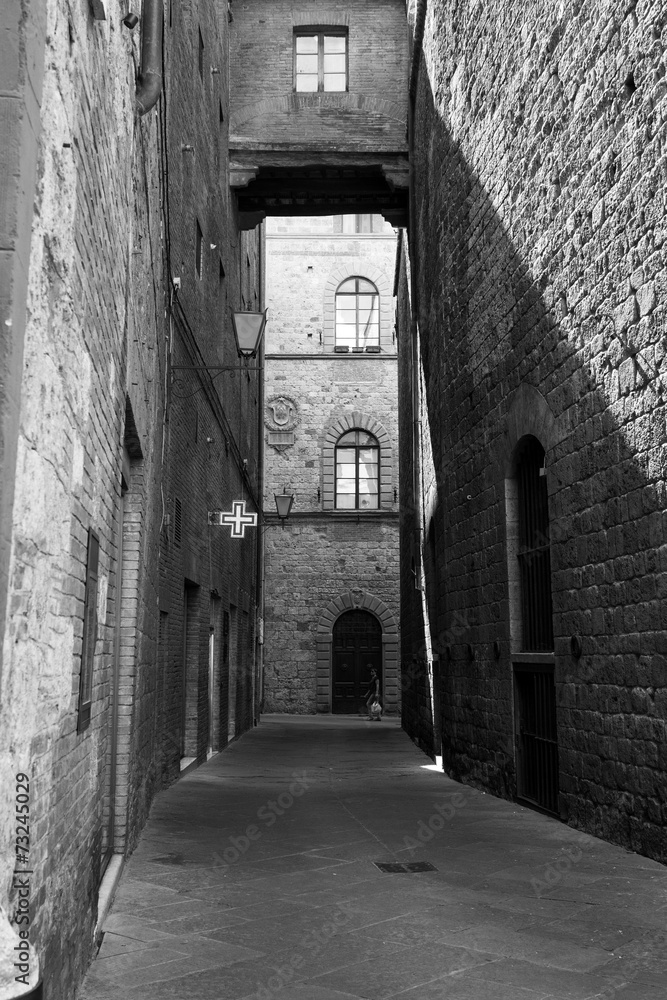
[332,610,382,714]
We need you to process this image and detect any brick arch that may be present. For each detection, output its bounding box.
[315,591,399,714]
[323,264,393,351]
[321,411,393,510]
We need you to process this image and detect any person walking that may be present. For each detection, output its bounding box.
[365,667,382,721]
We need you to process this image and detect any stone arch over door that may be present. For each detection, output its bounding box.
[316,591,399,714]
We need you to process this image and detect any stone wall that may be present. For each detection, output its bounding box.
[263,217,401,714]
[0,1,264,997]
[399,0,667,862]
[0,2,164,995]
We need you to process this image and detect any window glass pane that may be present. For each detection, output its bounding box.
[296,35,318,52]
[337,279,357,294]
[296,53,318,74]
[323,74,346,91]
[359,493,379,509]
[336,466,356,481]
[337,433,357,445]
[357,295,376,311]
[341,216,355,233]
[359,449,378,464]
[357,278,377,293]
[336,447,356,461]
[296,75,318,92]
[323,54,346,74]
[324,35,346,52]
[336,494,356,509]
[357,433,377,446]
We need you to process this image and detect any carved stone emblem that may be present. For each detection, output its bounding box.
[265,395,299,432]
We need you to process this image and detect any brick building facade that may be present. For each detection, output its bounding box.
[399,0,667,864]
[0,1,262,997]
[262,216,401,715]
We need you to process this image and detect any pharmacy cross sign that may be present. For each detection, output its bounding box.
[208,501,257,538]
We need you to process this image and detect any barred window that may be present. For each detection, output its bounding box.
[516,436,553,652]
[335,430,379,510]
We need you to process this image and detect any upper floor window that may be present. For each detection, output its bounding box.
[335,431,379,510]
[294,30,347,92]
[335,277,379,348]
[336,215,382,234]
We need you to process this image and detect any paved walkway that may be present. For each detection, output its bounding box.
[78,716,667,1000]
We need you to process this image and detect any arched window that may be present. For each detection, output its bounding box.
[335,278,380,348]
[335,430,379,509]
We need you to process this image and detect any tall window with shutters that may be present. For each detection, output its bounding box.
[335,277,380,348]
[335,430,379,510]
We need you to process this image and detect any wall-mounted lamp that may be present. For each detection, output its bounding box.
[170,308,268,395]
[231,308,267,358]
[122,11,139,28]
[274,489,295,526]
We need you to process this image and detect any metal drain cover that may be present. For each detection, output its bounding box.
[374,861,438,873]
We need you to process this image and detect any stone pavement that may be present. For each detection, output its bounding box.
[77,716,667,1000]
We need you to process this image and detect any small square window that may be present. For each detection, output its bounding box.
[294,30,347,93]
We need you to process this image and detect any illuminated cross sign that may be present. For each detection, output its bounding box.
[208,501,257,538]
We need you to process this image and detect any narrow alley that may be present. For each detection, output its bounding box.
[79,717,667,1000]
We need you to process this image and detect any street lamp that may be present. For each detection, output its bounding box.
[274,490,295,522]
[231,309,267,359]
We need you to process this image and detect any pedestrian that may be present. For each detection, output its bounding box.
[365,667,382,721]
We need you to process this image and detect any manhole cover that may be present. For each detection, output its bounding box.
[374,861,438,873]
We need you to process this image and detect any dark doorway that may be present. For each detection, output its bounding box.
[332,610,382,714]
[514,665,559,815]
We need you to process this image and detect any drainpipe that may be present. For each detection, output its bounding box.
[135,0,163,116]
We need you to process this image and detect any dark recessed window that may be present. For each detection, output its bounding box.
[174,497,183,547]
[77,528,100,733]
[198,27,204,78]
[516,436,553,652]
[196,220,203,278]
[335,277,380,348]
[335,430,379,510]
[294,29,347,92]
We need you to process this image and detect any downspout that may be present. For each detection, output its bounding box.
[136,0,163,116]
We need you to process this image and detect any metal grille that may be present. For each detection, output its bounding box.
[516,437,554,651]
[515,666,559,815]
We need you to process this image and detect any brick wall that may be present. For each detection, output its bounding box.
[0,0,264,996]
[157,0,263,779]
[230,0,409,152]
[400,0,667,862]
[263,217,400,714]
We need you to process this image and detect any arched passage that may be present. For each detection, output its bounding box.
[316,590,399,714]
